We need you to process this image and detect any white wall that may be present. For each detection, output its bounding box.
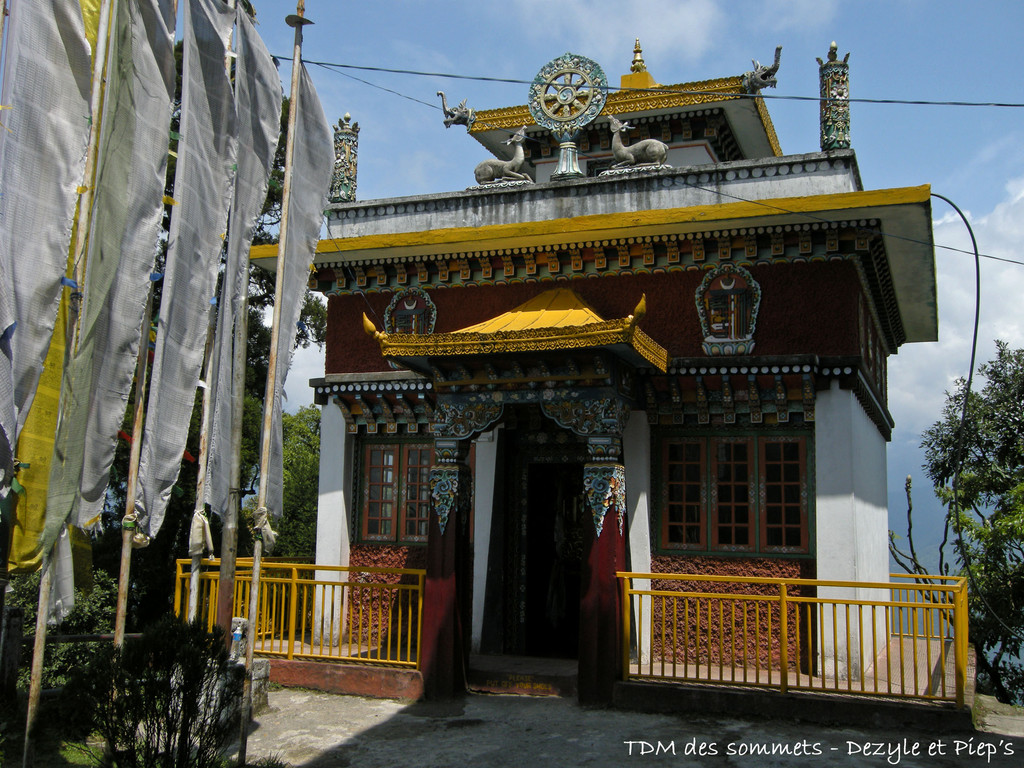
[814,379,890,677]
[470,426,501,653]
[314,399,353,644]
[624,411,652,664]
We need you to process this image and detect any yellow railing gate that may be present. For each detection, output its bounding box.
[619,572,967,706]
[175,559,425,669]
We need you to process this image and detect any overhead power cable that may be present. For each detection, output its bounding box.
[293,57,1024,110]
[303,56,1024,269]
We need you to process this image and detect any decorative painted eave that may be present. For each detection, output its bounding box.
[469,75,781,159]
[363,288,669,373]
[256,182,935,347]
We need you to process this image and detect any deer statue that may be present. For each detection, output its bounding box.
[473,126,532,184]
[608,115,668,169]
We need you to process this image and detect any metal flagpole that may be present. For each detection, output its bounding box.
[237,3,309,763]
[23,0,116,763]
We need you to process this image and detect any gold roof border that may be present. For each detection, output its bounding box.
[470,76,748,132]
[754,95,782,157]
[365,315,669,372]
[470,74,781,158]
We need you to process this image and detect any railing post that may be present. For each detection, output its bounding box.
[288,565,298,660]
[415,572,425,670]
[173,560,184,618]
[620,574,631,681]
[954,580,966,708]
[779,583,789,693]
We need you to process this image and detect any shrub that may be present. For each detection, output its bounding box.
[8,570,117,690]
[63,616,243,768]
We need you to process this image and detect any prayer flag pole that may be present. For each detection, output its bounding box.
[215,0,243,644]
[187,314,217,620]
[113,284,155,644]
[237,4,310,763]
[215,293,246,635]
[23,0,115,763]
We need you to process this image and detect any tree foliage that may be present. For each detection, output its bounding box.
[7,570,117,690]
[920,340,1024,704]
[241,405,320,559]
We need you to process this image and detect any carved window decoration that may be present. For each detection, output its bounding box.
[695,264,761,355]
[383,287,437,335]
[658,433,810,555]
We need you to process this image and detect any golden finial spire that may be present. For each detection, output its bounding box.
[631,38,647,73]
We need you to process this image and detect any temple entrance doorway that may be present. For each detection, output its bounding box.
[493,405,590,659]
[524,462,586,658]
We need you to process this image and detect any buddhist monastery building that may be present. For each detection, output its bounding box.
[246,42,952,709]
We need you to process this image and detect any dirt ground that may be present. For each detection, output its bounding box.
[226,688,1024,768]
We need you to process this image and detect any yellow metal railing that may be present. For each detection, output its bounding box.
[619,572,968,706]
[175,559,425,669]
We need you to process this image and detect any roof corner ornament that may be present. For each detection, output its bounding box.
[742,45,782,92]
[604,115,668,172]
[362,312,383,339]
[630,38,647,74]
[473,125,532,185]
[817,41,851,150]
[528,52,608,180]
[329,113,359,204]
[437,91,476,130]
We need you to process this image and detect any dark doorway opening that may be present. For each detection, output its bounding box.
[524,462,586,658]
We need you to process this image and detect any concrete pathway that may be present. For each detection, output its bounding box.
[227,688,1024,768]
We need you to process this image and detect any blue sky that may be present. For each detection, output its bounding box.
[255,0,1024,569]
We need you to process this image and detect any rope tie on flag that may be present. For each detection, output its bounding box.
[188,511,214,557]
[9,459,28,495]
[253,506,276,553]
[122,506,151,549]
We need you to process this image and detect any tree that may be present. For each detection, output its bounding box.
[241,405,320,559]
[919,340,1024,704]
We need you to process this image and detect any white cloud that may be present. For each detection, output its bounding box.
[889,176,1024,441]
[507,0,725,65]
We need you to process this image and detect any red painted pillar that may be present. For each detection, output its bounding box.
[578,462,626,705]
[421,446,469,699]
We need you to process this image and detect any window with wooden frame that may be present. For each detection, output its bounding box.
[760,437,808,552]
[711,437,754,551]
[658,433,811,555]
[360,442,434,543]
[663,440,705,548]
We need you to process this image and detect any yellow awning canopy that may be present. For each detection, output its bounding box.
[455,288,606,334]
[363,288,668,373]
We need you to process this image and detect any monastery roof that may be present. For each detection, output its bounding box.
[363,287,669,372]
[455,287,606,333]
[254,161,937,346]
[470,69,781,162]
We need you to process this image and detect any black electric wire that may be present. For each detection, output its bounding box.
[930,192,1024,644]
[292,56,1024,110]
[305,57,1024,270]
